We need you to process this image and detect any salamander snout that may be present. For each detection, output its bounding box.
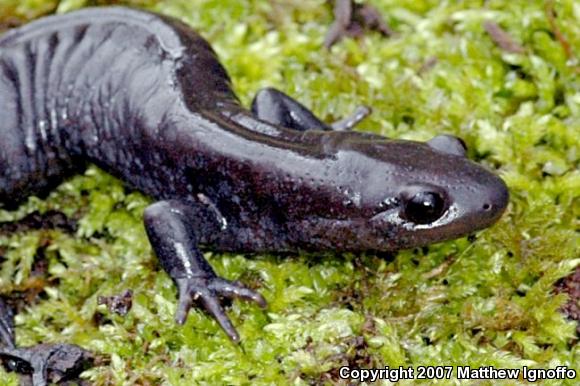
[478,174,509,224]
[448,170,510,235]
[389,163,510,247]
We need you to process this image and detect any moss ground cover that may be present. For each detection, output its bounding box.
[0,0,578,384]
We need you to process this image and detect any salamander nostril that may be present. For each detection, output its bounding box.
[482,203,491,211]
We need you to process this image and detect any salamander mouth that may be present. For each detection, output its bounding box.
[369,182,509,250]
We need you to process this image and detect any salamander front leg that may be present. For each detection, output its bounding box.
[329,105,372,131]
[143,200,267,343]
[251,87,370,131]
[251,87,332,131]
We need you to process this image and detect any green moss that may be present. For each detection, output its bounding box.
[0,0,579,384]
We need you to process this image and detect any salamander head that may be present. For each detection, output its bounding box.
[330,134,509,251]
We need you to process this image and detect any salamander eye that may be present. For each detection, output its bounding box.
[427,134,467,157]
[403,191,446,224]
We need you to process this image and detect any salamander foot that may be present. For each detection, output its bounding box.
[174,276,267,343]
[0,342,93,386]
[0,298,93,385]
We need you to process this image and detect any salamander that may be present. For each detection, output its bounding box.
[0,5,508,372]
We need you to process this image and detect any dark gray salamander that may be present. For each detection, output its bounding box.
[0,4,508,367]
